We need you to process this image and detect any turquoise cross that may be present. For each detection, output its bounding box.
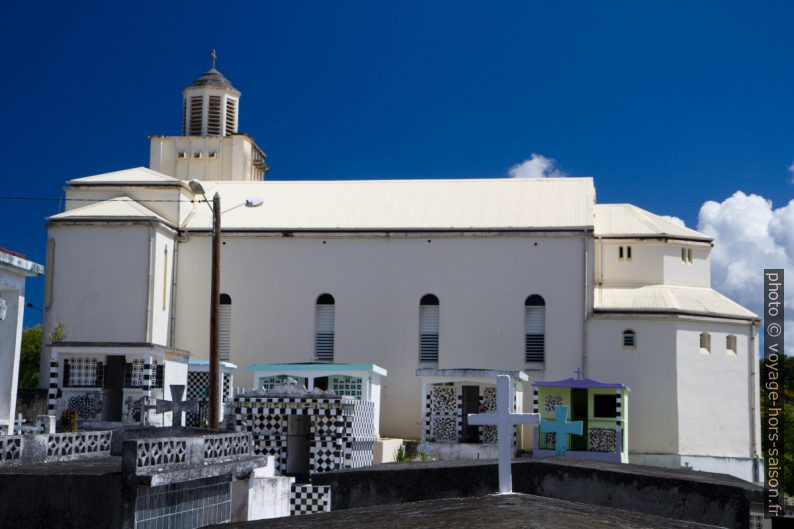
[540,405,583,456]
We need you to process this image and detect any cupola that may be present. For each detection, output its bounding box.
[182,50,240,136]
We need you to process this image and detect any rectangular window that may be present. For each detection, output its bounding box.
[225,98,237,135]
[524,306,545,362]
[419,304,440,362]
[207,95,222,135]
[618,246,624,260]
[219,303,231,361]
[626,246,632,260]
[189,96,203,135]
[593,394,618,418]
[315,304,334,361]
[699,332,711,353]
[726,335,737,354]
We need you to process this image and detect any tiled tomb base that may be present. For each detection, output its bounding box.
[290,483,331,516]
[134,476,231,529]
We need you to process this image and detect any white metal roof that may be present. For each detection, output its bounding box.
[183,177,596,231]
[68,167,183,186]
[49,196,169,223]
[594,204,711,241]
[594,285,757,320]
[0,250,43,277]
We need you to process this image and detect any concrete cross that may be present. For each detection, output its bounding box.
[467,375,540,494]
[574,367,584,380]
[540,404,583,457]
[155,384,199,426]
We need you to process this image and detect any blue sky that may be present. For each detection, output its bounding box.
[1,1,792,328]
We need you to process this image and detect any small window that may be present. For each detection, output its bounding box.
[219,294,232,361]
[622,330,636,348]
[419,294,440,362]
[618,246,624,260]
[525,295,546,362]
[687,248,693,263]
[726,335,737,355]
[315,294,335,361]
[593,394,618,418]
[699,332,711,353]
[681,248,687,262]
[626,246,632,261]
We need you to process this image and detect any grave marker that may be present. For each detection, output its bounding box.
[540,404,583,457]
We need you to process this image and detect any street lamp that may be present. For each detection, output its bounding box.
[189,179,262,429]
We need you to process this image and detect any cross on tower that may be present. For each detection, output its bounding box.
[155,384,199,426]
[574,367,584,380]
[540,405,583,457]
[467,375,540,494]
[211,49,217,69]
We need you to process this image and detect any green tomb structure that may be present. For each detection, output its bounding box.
[532,374,629,463]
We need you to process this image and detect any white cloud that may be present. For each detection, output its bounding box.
[508,153,566,179]
[697,191,794,354]
[659,215,686,228]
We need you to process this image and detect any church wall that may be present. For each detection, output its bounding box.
[675,320,756,458]
[149,229,175,346]
[174,234,589,438]
[150,136,259,182]
[598,241,664,286]
[662,244,711,286]
[586,317,679,455]
[45,224,152,343]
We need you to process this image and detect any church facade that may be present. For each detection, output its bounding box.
[40,60,761,482]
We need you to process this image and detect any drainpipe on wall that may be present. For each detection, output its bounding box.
[749,320,760,482]
[582,236,589,376]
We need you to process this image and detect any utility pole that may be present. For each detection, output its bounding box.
[209,192,221,429]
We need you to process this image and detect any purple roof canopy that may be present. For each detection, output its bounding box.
[533,377,629,390]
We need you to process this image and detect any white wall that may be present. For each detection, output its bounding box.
[0,270,25,431]
[174,234,589,438]
[675,321,757,458]
[597,240,710,287]
[150,230,175,346]
[587,317,679,454]
[150,136,262,182]
[45,224,152,343]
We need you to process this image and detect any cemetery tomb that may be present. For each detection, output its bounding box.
[48,342,190,427]
[185,360,236,427]
[532,374,629,463]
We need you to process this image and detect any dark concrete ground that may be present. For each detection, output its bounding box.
[209,493,719,529]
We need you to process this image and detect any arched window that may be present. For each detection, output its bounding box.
[699,332,711,353]
[419,294,440,362]
[524,295,546,362]
[219,294,232,361]
[315,294,335,361]
[622,329,636,348]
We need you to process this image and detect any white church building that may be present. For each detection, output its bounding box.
[39,59,761,482]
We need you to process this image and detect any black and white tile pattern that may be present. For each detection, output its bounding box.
[290,484,331,516]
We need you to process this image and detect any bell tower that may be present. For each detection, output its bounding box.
[182,50,241,136]
[149,51,268,181]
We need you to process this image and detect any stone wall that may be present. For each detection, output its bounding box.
[310,458,763,528]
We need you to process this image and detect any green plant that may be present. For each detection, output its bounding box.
[18,325,42,389]
[393,444,409,462]
[49,322,68,343]
[60,408,78,432]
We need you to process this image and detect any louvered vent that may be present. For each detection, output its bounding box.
[189,96,203,135]
[181,99,187,135]
[315,295,335,361]
[524,295,545,362]
[225,98,237,135]
[419,294,439,362]
[207,96,222,135]
[219,294,232,361]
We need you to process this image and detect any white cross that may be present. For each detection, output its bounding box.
[467,375,540,494]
